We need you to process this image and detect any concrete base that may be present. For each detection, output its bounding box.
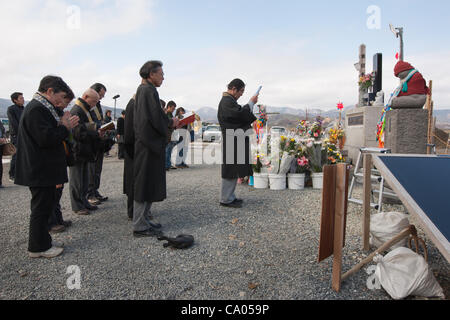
[384,109,428,154]
[344,106,384,164]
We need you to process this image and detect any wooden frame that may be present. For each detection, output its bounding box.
[371,154,450,262]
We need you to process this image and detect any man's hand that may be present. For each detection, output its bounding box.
[172,117,180,128]
[0,138,6,144]
[98,129,105,138]
[250,95,259,104]
[61,112,79,130]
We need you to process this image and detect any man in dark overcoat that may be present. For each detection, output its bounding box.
[218,79,258,208]
[132,60,179,237]
[123,96,136,220]
[15,75,79,258]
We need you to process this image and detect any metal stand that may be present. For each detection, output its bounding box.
[348,147,396,212]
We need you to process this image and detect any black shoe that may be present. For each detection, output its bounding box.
[220,201,242,208]
[62,220,73,228]
[96,195,109,202]
[133,228,163,238]
[149,221,162,229]
[233,199,244,204]
[85,204,98,211]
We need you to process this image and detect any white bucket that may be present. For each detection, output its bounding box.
[253,173,269,189]
[311,172,324,189]
[269,174,287,190]
[288,173,305,190]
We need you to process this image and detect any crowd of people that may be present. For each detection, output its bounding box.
[1,60,259,259]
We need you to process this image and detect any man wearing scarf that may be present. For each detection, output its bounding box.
[69,89,102,216]
[15,76,79,258]
[132,60,179,237]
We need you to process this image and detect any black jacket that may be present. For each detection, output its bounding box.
[117,117,125,136]
[218,93,257,179]
[14,99,69,187]
[123,98,135,195]
[70,99,101,163]
[7,104,25,139]
[133,81,168,203]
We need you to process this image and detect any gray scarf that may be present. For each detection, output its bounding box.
[33,92,60,122]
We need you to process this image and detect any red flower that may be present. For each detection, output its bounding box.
[337,102,344,111]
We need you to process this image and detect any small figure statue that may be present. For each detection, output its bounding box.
[374,91,385,106]
[390,61,430,109]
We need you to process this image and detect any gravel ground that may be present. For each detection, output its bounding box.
[0,152,448,300]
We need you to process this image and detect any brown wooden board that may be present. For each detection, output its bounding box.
[318,165,337,263]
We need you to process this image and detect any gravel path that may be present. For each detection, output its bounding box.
[0,156,448,300]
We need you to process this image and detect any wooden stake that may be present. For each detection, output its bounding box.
[342,226,414,281]
[332,164,347,292]
[363,154,372,251]
[427,81,433,154]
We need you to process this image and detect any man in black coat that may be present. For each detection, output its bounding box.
[7,92,25,181]
[87,83,110,203]
[132,60,179,238]
[0,120,6,188]
[117,110,125,159]
[69,89,102,216]
[123,96,135,220]
[15,75,79,258]
[218,79,258,208]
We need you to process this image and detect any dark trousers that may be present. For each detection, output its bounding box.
[48,186,64,227]
[118,143,125,159]
[127,192,134,219]
[69,161,90,211]
[0,145,3,185]
[87,153,103,198]
[9,137,17,179]
[29,186,57,253]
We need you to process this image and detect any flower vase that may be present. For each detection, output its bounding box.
[253,173,269,189]
[269,174,287,190]
[311,172,324,189]
[287,173,305,190]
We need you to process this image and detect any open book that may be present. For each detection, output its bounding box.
[100,121,115,132]
[178,113,197,127]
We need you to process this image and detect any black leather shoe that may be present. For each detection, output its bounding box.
[85,204,98,211]
[233,199,244,204]
[133,228,163,238]
[149,221,162,229]
[220,201,242,208]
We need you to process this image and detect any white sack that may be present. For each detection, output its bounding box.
[370,212,410,251]
[374,247,444,300]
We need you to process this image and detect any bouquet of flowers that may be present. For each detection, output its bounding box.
[325,143,346,165]
[359,72,375,91]
[308,117,324,140]
[305,139,327,173]
[328,126,345,145]
[296,120,310,137]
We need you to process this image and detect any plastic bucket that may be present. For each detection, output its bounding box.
[269,174,287,190]
[288,174,305,190]
[253,173,269,189]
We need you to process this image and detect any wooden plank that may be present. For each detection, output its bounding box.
[363,154,372,251]
[318,165,337,263]
[342,226,413,281]
[332,164,348,292]
[372,155,450,262]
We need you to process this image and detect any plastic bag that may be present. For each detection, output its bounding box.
[374,247,444,300]
[370,212,410,251]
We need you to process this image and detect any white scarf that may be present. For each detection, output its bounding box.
[33,92,60,122]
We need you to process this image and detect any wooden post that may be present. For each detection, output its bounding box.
[341,226,414,281]
[332,164,347,292]
[426,81,433,154]
[363,154,372,251]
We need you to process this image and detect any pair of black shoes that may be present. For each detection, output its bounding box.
[133,228,163,238]
[220,198,244,208]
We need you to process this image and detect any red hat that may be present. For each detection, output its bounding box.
[394,61,414,77]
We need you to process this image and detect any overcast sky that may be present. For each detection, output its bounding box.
[0,0,449,110]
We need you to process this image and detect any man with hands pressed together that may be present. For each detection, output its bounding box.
[218,79,258,209]
[15,75,79,258]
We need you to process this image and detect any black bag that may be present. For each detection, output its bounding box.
[157,235,194,249]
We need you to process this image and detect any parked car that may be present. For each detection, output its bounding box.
[270,126,287,136]
[202,125,222,142]
[1,118,9,137]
